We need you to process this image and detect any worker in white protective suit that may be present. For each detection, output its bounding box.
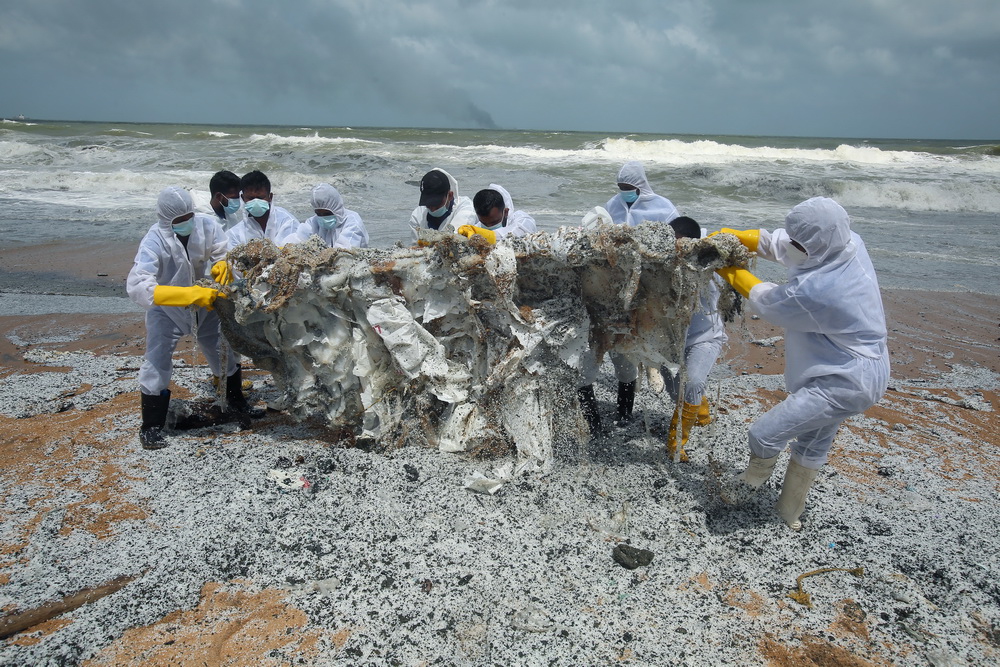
[715,197,890,530]
[605,160,680,228]
[578,161,682,432]
[291,183,370,248]
[226,170,301,250]
[408,168,477,244]
[457,184,538,244]
[661,216,728,462]
[127,187,261,450]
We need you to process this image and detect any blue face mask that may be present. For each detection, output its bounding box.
[245,198,270,218]
[428,203,450,218]
[483,211,507,231]
[223,197,241,215]
[620,189,640,204]
[317,214,339,230]
[172,218,194,237]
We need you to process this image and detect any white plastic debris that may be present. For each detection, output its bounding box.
[581,206,612,231]
[268,469,312,491]
[218,228,749,469]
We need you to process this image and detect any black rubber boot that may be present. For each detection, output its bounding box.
[577,385,604,436]
[226,366,265,419]
[616,380,636,427]
[139,390,170,450]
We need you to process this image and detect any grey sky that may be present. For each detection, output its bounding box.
[2,0,998,139]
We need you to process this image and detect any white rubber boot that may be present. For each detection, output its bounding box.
[721,454,779,504]
[775,460,820,531]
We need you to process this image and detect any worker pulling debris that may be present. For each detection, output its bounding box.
[717,197,890,530]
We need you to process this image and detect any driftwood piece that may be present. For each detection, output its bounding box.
[0,571,143,639]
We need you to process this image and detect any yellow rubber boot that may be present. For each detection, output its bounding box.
[666,406,679,451]
[666,402,698,462]
[696,396,712,427]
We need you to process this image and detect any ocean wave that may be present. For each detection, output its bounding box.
[401,136,1000,177]
[872,248,996,267]
[247,132,382,147]
[601,137,943,167]
[107,128,153,136]
[836,180,1000,213]
[0,140,52,163]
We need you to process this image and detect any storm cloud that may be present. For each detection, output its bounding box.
[1,0,998,138]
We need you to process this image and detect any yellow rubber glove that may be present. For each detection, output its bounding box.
[153,285,224,310]
[716,266,762,300]
[709,228,760,253]
[456,225,497,244]
[211,260,232,286]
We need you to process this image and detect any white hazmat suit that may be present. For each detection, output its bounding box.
[605,161,680,397]
[127,187,237,395]
[292,183,370,248]
[747,197,889,469]
[663,277,728,405]
[227,204,301,250]
[604,161,680,228]
[408,168,477,244]
[719,197,890,529]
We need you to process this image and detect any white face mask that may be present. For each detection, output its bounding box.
[784,239,808,266]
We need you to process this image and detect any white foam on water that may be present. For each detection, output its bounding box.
[419,142,610,166]
[406,137,1000,184]
[0,140,50,163]
[600,137,1000,171]
[108,128,153,136]
[246,132,382,147]
[835,179,1000,212]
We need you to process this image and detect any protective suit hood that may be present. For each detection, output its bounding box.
[157,187,194,229]
[311,183,347,221]
[616,161,653,195]
[408,168,478,243]
[432,167,461,201]
[487,183,514,217]
[604,162,679,227]
[784,197,852,271]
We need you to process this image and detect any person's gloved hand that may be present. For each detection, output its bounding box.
[457,225,497,244]
[153,285,225,310]
[710,228,760,253]
[715,266,762,299]
[211,260,232,286]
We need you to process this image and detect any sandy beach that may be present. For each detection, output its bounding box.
[1,241,998,666]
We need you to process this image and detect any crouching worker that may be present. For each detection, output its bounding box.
[715,197,889,529]
[662,216,727,462]
[291,183,369,248]
[458,184,537,244]
[127,187,261,451]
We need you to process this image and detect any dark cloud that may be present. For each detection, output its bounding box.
[1,0,997,138]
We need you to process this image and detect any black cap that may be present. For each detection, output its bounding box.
[418,170,450,207]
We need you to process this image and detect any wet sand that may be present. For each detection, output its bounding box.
[1,242,999,665]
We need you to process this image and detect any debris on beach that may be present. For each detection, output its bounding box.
[787,566,865,608]
[215,225,749,470]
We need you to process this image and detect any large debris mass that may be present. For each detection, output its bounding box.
[215,224,749,468]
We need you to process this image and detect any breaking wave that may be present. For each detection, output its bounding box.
[247,132,383,147]
[835,180,1000,213]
